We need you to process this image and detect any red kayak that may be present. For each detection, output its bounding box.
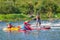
[18,26,50,32]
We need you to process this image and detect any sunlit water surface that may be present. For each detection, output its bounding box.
[0,20,60,40]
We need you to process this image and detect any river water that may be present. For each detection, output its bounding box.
[0,20,60,40]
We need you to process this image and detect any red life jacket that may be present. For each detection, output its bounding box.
[24,22,31,30]
[25,25,32,30]
[8,24,12,28]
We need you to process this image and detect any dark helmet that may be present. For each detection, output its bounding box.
[8,22,12,24]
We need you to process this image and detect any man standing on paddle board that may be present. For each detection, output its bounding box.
[36,14,41,27]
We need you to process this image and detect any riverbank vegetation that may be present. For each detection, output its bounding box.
[0,0,60,22]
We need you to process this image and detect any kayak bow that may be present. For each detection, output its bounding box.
[3,27,20,32]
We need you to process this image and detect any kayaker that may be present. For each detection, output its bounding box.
[36,15,41,27]
[23,20,32,31]
[7,23,13,28]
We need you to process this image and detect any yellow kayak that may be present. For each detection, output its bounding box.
[3,27,20,32]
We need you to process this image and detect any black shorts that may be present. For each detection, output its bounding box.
[36,20,41,24]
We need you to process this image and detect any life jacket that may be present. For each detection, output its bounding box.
[8,24,12,28]
[24,25,32,30]
[24,22,31,30]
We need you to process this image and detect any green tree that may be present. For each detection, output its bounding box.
[40,0,58,18]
